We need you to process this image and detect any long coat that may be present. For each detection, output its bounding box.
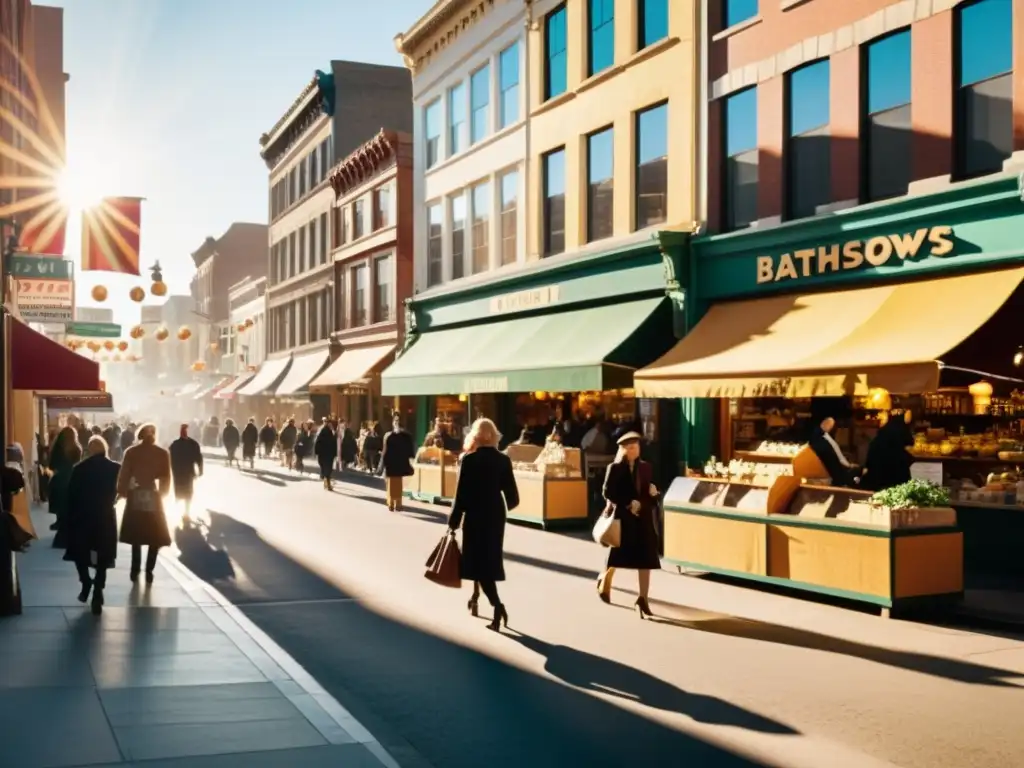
[449,447,519,582]
[62,454,120,568]
[117,441,173,548]
[169,437,203,500]
[222,425,241,454]
[279,424,298,450]
[380,429,415,477]
[603,458,661,570]
[241,423,259,458]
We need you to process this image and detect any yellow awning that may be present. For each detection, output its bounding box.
[635,267,1024,399]
[311,344,394,389]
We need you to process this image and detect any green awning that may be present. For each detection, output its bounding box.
[382,297,671,396]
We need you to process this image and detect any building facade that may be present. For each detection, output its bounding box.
[248,61,412,422]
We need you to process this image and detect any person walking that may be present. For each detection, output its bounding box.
[259,418,277,461]
[117,423,173,583]
[169,424,203,523]
[379,414,415,511]
[241,418,259,469]
[447,418,519,632]
[48,426,83,546]
[294,421,313,474]
[222,419,241,469]
[63,436,120,615]
[119,422,136,458]
[595,432,661,619]
[314,419,338,490]
[279,418,298,471]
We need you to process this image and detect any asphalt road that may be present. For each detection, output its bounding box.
[171,460,1024,768]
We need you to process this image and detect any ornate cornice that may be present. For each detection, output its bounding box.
[328,130,401,198]
[260,76,317,148]
[395,0,499,74]
[259,76,328,168]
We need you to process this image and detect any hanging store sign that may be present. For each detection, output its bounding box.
[66,321,122,338]
[14,276,74,322]
[755,225,955,285]
[44,393,114,412]
[8,254,72,279]
[489,285,560,314]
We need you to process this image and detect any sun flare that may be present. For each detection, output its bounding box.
[56,168,106,211]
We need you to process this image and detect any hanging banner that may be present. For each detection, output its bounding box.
[14,277,74,322]
[65,321,122,338]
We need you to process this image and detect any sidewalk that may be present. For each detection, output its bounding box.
[1,507,401,768]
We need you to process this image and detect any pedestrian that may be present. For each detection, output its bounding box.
[120,422,136,458]
[222,418,241,469]
[241,418,259,469]
[379,414,415,512]
[259,418,277,461]
[102,422,119,461]
[595,432,661,619]
[294,421,313,474]
[169,424,203,523]
[280,418,298,471]
[48,426,82,547]
[117,423,172,584]
[314,418,338,490]
[447,418,519,632]
[63,436,120,615]
[339,421,357,470]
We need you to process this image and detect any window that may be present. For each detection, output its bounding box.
[374,185,390,230]
[424,100,442,169]
[310,294,320,341]
[545,5,568,101]
[320,138,330,179]
[288,232,297,276]
[588,0,615,76]
[352,265,368,327]
[448,82,466,156]
[957,0,1013,178]
[288,167,297,206]
[307,221,317,269]
[332,206,343,249]
[864,31,911,202]
[470,65,490,144]
[499,170,518,266]
[636,102,668,229]
[319,213,328,264]
[427,204,443,287]
[298,227,306,272]
[310,148,319,187]
[352,199,364,239]
[374,256,393,323]
[786,60,830,220]
[543,148,566,256]
[298,159,307,197]
[638,0,668,49]
[499,43,520,128]
[724,87,758,230]
[451,193,466,280]
[471,182,490,274]
[587,128,615,242]
[724,0,757,29]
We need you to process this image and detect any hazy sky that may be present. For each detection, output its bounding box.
[51,0,424,322]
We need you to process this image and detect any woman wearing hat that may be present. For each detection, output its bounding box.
[596,431,660,618]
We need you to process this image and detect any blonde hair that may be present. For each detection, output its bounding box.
[137,423,157,444]
[87,435,108,457]
[464,417,501,451]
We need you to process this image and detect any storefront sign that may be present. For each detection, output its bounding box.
[9,254,72,279]
[489,285,560,314]
[15,277,74,322]
[463,376,509,393]
[66,321,121,338]
[756,226,955,285]
[44,393,114,412]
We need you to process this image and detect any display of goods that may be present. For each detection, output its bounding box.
[871,479,950,510]
[753,441,803,456]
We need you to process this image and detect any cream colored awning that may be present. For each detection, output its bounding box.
[311,344,395,389]
[275,351,329,396]
[237,356,292,396]
[635,267,1024,399]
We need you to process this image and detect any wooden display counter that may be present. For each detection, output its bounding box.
[507,471,589,529]
[662,476,964,616]
[407,446,459,503]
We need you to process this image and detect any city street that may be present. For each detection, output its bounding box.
[171,460,1024,768]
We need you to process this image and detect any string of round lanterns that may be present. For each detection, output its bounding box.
[154,327,169,342]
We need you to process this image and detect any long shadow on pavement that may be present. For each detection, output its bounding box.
[180,510,783,768]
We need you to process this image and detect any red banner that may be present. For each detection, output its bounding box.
[81,197,142,274]
[18,201,67,255]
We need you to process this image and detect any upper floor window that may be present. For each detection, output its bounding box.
[374,256,393,323]
[587,127,614,242]
[786,60,830,220]
[864,31,911,202]
[374,185,390,230]
[449,82,466,156]
[471,181,491,275]
[352,198,365,239]
[499,43,520,129]
[471,65,491,144]
[724,87,758,230]
[288,167,297,205]
[451,193,466,281]
[424,100,442,169]
[332,206,343,249]
[543,148,566,256]
[545,5,568,101]
[310,148,319,188]
[638,0,668,50]
[288,232,297,276]
[352,264,367,327]
[499,170,518,266]
[724,0,758,29]
[957,0,1013,178]
[636,102,668,229]
[427,204,443,288]
[298,160,307,197]
[319,213,328,264]
[320,138,330,179]
[588,0,615,76]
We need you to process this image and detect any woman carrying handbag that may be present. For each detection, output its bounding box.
[595,432,661,619]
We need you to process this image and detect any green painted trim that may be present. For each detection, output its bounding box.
[507,511,545,526]
[667,559,894,607]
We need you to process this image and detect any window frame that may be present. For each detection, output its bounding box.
[784,59,831,221]
[723,87,759,231]
[448,82,466,157]
[424,99,442,169]
[471,181,491,275]
[351,263,368,328]
[470,64,491,145]
[544,4,568,102]
[373,255,393,324]
[861,29,913,203]
[588,0,615,77]
[426,203,443,288]
[352,198,365,240]
[450,192,467,281]
[542,147,566,257]
[586,126,615,243]
[638,0,669,51]
[499,43,520,129]
[499,169,518,266]
[723,0,758,30]
[634,101,669,231]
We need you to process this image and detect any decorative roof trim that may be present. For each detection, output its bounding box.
[259,76,318,150]
[328,130,402,198]
[395,0,464,55]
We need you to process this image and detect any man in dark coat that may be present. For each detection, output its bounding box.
[169,424,203,522]
[64,435,120,615]
[314,420,338,490]
[120,423,136,456]
[379,415,415,511]
[259,418,278,460]
[279,418,298,471]
[241,418,259,469]
[222,419,241,469]
[294,421,313,473]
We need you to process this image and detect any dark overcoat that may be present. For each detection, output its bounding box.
[279,425,298,450]
[222,425,241,454]
[169,437,203,500]
[241,423,259,458]
[449,447,519,582]
[62,454,120,568]
[380,430,415,477]
[117,441,173,548]
[603,458,661,570]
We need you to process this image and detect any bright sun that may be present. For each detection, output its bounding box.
[56,168,105,211]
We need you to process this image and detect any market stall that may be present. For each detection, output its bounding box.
[408,445,460,503]
[505,444,588,529]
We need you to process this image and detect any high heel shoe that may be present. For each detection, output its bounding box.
[467,597,479,617]
[487,604,508,632]
[634,597,653,620]
[77,581,92,603]
[596,577,611,604]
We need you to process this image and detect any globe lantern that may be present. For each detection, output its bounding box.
[117,341,129,352]
[130,324,145,339]
[150,261,168,297]
[102,340,115,351]
[191,360,206,372]
[177,326,192,341]
[154,327,169,342]
[129,286,146,303]
[87,341,100,352]
[91,285,108,302]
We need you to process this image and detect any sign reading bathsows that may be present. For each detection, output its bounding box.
[756,225,955,284]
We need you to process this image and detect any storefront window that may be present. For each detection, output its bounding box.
[786,60,830,220]
[865,31,911,202]
[724,87,758,231]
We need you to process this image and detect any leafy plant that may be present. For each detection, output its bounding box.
[870,479,950,510]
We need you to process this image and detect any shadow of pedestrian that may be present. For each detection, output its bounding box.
[173,519,235,582]
[507,632,796,735]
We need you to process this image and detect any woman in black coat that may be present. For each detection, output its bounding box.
[63,436,120,615]
[596,432,661,619]
[241,419,259,468]
[448,418,519,632]
[222,419,241,469]
[314,421,338,490]
[861,412,914,492]
[379,415,415,511]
